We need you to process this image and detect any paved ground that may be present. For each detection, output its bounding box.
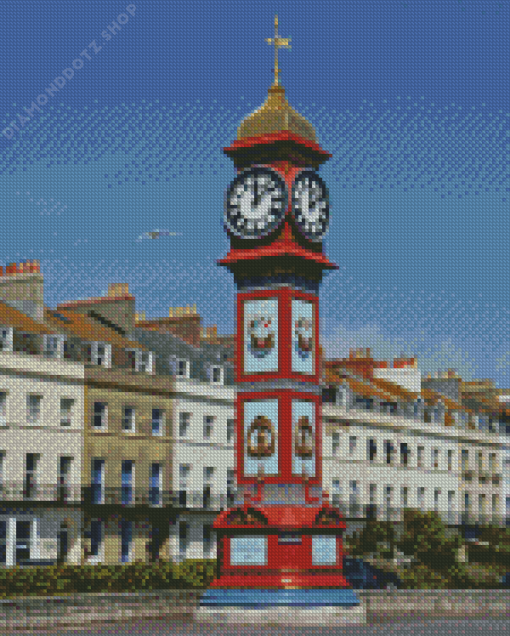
[8,616,510,636]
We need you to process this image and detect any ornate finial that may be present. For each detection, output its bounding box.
[265,14,291,87]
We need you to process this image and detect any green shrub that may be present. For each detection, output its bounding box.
[0,559,216,599]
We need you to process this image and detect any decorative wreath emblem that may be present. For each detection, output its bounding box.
[294,416,314,458]
[247,415,276,458]
[294,317,313,359]
[248,315,275,359]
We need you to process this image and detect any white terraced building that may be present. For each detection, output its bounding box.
[0,264,508,566]
[0,265,85,567]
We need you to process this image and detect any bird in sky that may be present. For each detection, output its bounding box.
[137,229,181,240]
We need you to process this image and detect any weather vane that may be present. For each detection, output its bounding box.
[265,14,291,86]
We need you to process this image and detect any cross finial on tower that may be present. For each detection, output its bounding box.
[265,14,291,87]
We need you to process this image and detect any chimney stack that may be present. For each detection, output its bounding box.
[0,260,44,320]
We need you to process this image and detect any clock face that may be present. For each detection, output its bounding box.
[291,170,330,241]
[224,166,287,239]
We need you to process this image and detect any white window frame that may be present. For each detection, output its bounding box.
[60,398,75,427]
[122,406,136,433]
[227,418,235,443]
[92,402,108,430]
[151,408,165,436]
[89,342,112,368]
[0,392,6,426]
[127,349,154,374]
[0,326,14,352]
[88,518,104,563]
[150,462,163,506]
[210,365,224,385]
[179,412,191,438]
[203,415,214,439]
[27,394,42,424]
[176,359,190,379]
[332,432,340,456]
[43,334,65,358]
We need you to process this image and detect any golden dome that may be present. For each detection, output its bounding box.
[237,84,317,143]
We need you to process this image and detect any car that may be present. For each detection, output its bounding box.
[500,572,510,587]
[342,556,402,590]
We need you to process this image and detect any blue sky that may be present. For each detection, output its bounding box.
[0,0,508,387]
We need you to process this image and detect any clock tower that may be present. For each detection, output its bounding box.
[197,16,364,624]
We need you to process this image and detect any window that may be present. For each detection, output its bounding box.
[331,480,341,507]
[227,418,235,443]
[179,464,190,507]
[312,536,337,566]
[0,452,4,493]
[179,412,191,438]
[355,397,373,410]
[60,398,74,427]
[230,536,267,566]
[152,409,165,436]
[122,407,135,432]
[0,392,6,426]
[417,487,425,510]
[367,438,377,461]
[0,326,13,351]
[58,457,72,502]
[227,468,236,505]
[25,453,39,499]
[448,491,455,524]
[203,415,214,439]
[89,520,103,559]
[93,402,107,429]
[400,443,409,467]
[27,395,42,424]
[417,446,424,468]
[385,485,393,514]
[128,349,153,373]
[432,448,439,469]
[88,342,111,367]
[447,449,453,471]
[150,463,162,506]
[349,436,357,456]
[489,453,496,473]
[176,359,189,378]
[120,519,133,562]
[322,387,336,404]
[210,366,223,384]
[178,521,188,557]
[461,449,469,471]
[332,432,340,455]
[384,440,394,465]
[203,524,213,556]
[91,459,105,504]
[349,480,358,514]
[434,488,440,512]
[44,335,58,358]
[401,486,408,509]
[477,451,483,472]
[203,467,214,508]
[381,402,397,414]
[121,460,134,505]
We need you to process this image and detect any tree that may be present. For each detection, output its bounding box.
[397,508,462,572]
[347,519,397,558]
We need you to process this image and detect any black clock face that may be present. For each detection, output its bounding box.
[224,166,287,239]
[291,170,330,241]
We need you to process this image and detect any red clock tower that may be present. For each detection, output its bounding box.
[198,16,364,624]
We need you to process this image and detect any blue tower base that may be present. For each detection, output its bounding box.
[199,587,361,607]
[195,588,366,625]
